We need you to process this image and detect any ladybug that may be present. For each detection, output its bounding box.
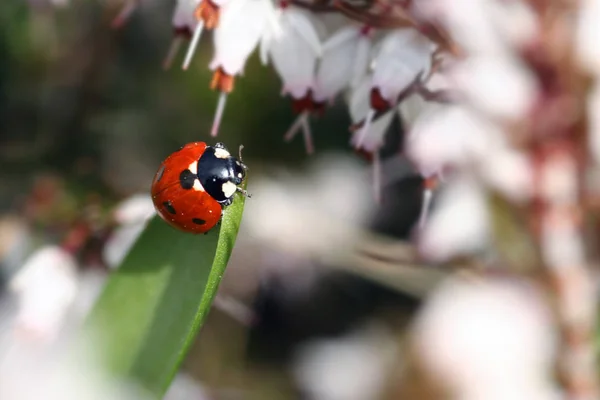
[151,141,249,234]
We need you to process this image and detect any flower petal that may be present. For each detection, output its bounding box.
[286,8,322,57]
[210,0,274,75]
[322,25,357,53]
[172,0,201,29]
[372,29,434,102]
[351,35,371,88]
[419,177,490,261]
[314,27,360,102]
[268,8,320,98]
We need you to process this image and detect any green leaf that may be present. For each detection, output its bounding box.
[82,188,247,398]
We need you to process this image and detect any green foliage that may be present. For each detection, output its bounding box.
[83,189,247,398]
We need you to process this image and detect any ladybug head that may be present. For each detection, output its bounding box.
[197,142,249,205]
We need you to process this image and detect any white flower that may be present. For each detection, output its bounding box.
[406,104,498,177]
[260,4,321,99]
[397,92,428,132]
[448,54,538,121]
[414,0,538,56]
[292,324,399,400]
[371,28,434,104]
[576,0,600,75]
[352,28,433,152]
[172,0,201,34]
[588,80,600,165]
[479,145,533,202]
[165,0,203,69]
[348,74,395,153]
[9,245,79,342]
[209,0,276,77]
[313,24,372,102]
[412,277,559,400]
[112,194,156,225]
[242,154,373,261]
[207,0,276,136]
[418,177,490,262]
[103,194,155,269]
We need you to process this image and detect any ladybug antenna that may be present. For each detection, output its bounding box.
[182,21,205,70]
[238,145,244,163]
[236,187,252,198]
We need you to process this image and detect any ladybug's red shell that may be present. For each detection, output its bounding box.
[151,142,222,234]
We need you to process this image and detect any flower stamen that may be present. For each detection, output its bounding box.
[182,21,205,70]
[418,175,438,230]
[111,0,139,29]
[211,91,228,137]
[182,0,220,70]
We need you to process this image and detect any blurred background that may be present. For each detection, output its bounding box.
[0,1,438,399]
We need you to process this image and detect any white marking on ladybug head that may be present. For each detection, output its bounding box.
[193,179,205,192]
[188,161,198,174]
[214,148,230,159]
[237,173,243,178]
[222,181,237,198]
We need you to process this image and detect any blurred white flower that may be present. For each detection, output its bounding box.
[479,144,533,202]
[588,80,600,165]
[414,0,538,55]
[397,92,427,133]
[313,24,372,102]
[353,28,433,151]
[8,246,78,343]
[449,54,538,121]
[0,331,151,400]
[103,194,155,269]
[405,104,495,178]
[172,0,200,34]
[348,74,395,153]
[411,276,559,400]
[292,323,399,400]
[371,28,434,104]
[419,177,490,262]
[242,154,374,262]
[164,373,210,400]
[576,0,600,75]
[112,194,156,225]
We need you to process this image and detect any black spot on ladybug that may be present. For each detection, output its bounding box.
[156,165,165,182]
[192,218,206,225]
[163,201,176,215]
[179,169,196,190]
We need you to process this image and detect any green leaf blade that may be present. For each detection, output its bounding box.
[83,190,247,397]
